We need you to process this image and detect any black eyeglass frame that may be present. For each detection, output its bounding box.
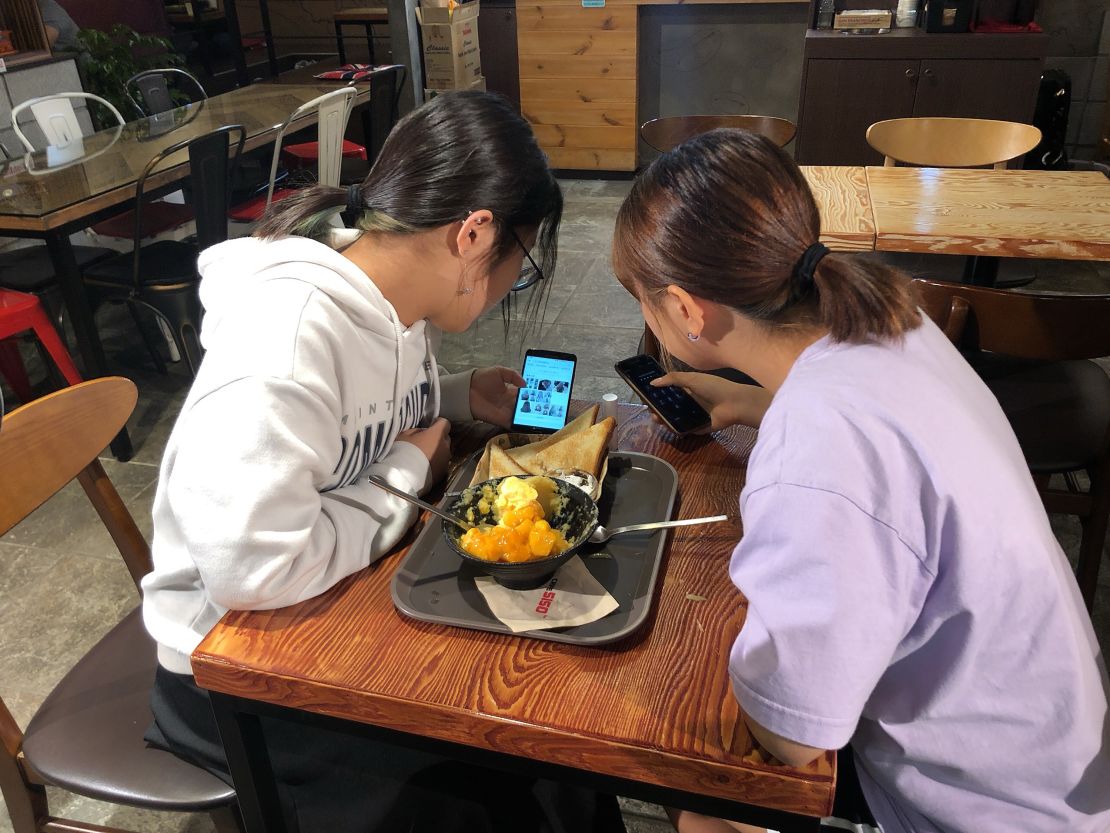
[508,227,544,292]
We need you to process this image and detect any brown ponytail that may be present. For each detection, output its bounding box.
[612,129,919,344]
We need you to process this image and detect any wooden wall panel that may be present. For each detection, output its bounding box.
[517,30,637,56]
[518,55,637,80]
[522,102,637,127]
[516,6,638,31]
[540,147,637,169]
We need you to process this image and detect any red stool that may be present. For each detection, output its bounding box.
[0,289,82,405]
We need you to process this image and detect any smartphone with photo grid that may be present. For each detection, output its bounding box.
[511,349,577,434]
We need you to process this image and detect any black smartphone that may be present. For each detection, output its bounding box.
[614,354,711,435]
[511,349,577,434]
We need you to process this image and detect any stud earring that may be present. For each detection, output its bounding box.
[687,332,700,342]
[457,286,473,296]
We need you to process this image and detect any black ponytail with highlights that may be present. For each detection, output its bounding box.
[255,90,563,285]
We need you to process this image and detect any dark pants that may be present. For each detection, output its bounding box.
[825,745,877,828]
[147,666,627,833]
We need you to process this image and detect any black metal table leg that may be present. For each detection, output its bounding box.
[210,692,289,833]
[45,228,133,461]
[223,0,250,87]
[963,255,1000,287]
[336,21,347,64]
[258,0,278,80]
[365,22,375,65]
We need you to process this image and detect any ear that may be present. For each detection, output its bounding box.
[455,209,497,261]
[662,285,708,338]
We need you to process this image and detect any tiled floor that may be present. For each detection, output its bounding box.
[1,178,1108,833]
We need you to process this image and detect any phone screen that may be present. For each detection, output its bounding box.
[615,354,711,434]
[513,351,576,432]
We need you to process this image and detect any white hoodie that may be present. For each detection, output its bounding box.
[142,231,473,675]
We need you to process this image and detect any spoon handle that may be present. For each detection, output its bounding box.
[607,514,730,537]
[367,475,472,531]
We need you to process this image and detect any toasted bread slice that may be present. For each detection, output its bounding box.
[511,405,599,467]
[487,443,533,479]
[525,416,614,480]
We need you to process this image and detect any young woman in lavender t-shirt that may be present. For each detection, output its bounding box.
[612,130,1110,833]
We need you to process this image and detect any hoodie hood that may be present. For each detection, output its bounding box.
[197,230,396,334]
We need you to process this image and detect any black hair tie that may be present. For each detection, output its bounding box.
[344,184,363,226]
[790,241,829,301]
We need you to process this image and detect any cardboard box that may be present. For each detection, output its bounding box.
[417,0,482,91]
[424,76,486,102]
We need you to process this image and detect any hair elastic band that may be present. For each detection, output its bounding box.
[791,241,829,300]
[345,184,363,221]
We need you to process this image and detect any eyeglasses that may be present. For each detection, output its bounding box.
[509,228,544,292]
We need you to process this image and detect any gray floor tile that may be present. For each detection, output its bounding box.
[0,554,138,719]
[556,278,647,330]
[2,460,159,556]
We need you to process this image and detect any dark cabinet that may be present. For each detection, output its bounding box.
[477,0,520,111]
[796,30,1048,165]
[912,59,1044,121]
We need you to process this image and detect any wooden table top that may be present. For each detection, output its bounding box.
[0,84,368,233]
[800,165,875,253]
[866,166,1110,261]
[192,403,836,819]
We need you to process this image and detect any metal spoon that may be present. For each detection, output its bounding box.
[367,475,474,532]
[588,514,730,544]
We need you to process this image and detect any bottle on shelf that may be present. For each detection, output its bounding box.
[816,0,835,29]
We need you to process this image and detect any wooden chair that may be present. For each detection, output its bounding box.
[913,278,1110,611]
[865,117,1041,169]
[0,377,241,833]
[640,115,797,153]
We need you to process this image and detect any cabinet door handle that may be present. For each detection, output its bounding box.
[905,68,918,79]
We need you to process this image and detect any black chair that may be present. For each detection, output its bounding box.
[83,125,246,376]
[125,67,209,117]
[341,64,405,184]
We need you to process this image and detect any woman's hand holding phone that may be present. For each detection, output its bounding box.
[650,372,773,432]
[469,366,526,428]
[396,417,452,485]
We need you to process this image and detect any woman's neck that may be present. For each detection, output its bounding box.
[717,319,827,394]
[339,231,444,328]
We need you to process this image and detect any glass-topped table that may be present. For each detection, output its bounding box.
[0,83,368,459]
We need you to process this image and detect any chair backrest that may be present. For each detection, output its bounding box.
[130,124,247,286]
[639,115,797,153]
[264,87,356,211]
[866,117,1042,169]
[10,92,126,152]
[366,65,405,165]
[126,68,209,118]
[0,377,150,586]
[912,278,1110,361]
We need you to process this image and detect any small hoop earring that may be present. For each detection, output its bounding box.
[687,332,700,342]
[456,263,473,296]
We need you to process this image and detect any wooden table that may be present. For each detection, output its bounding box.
[0,83,366,459]
[192,403,836,833]
[801,166,875,252]
[866,166,1110,283]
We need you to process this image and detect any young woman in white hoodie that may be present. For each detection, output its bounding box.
[142,91,626,833]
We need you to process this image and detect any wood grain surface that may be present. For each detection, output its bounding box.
[192,403,836,818]
[800,166,875,252]
[866,167,1110,260]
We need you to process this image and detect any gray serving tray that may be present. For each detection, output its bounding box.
[390,451,679,646]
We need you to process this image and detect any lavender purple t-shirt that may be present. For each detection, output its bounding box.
[728,315,1110,833]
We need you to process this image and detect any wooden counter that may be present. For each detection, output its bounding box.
[516,0,807,171]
